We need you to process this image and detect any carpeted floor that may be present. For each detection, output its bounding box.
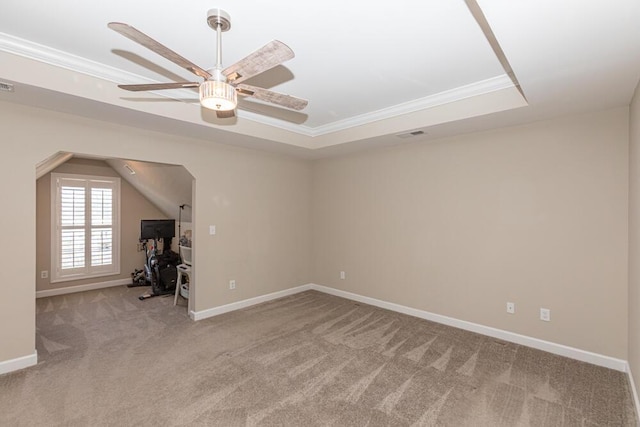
[0,286,637,426]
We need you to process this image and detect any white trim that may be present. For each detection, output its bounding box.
[36,278,130,299]
[0,351,37,375]
[0,32,513,138]
[188,282,626,372]
[0,32,156,88]
[189,284,313,321]
[309,284,627,372]
[36,152,74,179]
[28,280,638,379]
[299,75,514,137]
[50,173,121,283]
[627,363,640,420]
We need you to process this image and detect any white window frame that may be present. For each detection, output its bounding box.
[51,173,121,283]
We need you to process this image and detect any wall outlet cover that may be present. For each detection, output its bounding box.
[506,302,515,314]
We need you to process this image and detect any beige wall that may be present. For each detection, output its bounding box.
[312,108,629,358]
[0,98,632,367]
[629,81,640,388]
[36,158,168,291]
[0,101,312,364]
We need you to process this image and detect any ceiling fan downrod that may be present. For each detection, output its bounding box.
[201,9,236,111]
[207,9,231,76]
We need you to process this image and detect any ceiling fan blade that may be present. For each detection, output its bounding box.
[118,82,200,92]
[223,40,294,85]
[216,110,236,119]
[236,84,307,111]
[108,22,211,80]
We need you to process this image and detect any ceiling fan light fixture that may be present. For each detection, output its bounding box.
[199,80,237,111]
[109,9,306,114]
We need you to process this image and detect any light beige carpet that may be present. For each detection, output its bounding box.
[0,287,636,426]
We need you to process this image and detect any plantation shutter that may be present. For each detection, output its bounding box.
[60,182,86,271]
[91,186,113,267]
[52,174,120,282]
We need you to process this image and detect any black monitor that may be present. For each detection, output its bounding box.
[140,219,175,240]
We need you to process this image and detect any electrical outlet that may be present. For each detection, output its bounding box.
[506,302,515,314]
[540,308,551,322]
[209,225,216,235]
[340,271,346,280]
[229,279,236,290]
[40,270,48,279]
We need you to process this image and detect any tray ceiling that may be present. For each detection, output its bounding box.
[1,1,639,157]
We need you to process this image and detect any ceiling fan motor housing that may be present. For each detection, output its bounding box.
[207,9,231,31]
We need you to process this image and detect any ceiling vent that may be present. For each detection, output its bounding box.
[0,82,14,92]
[396,129,427,139]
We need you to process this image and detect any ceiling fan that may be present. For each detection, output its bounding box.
[108,9,307,119]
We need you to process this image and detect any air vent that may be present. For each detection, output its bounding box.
[124,164,136,175]
[0,82,14,92]
[396,129,427,139]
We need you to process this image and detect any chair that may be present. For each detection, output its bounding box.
[174,245,192,306]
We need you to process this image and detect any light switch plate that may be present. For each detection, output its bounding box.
[540,308,551,322]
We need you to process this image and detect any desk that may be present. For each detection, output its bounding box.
[174,263,191,306]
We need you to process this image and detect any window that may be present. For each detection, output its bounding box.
[51,173,120,282]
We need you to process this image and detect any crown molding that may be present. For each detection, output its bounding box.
[0,32,514,138]
[0,32,140,85]
[298,75,514,137]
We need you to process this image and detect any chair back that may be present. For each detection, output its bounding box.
[179,245,192,266]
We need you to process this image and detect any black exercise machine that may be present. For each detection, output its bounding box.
[130,219,180,300]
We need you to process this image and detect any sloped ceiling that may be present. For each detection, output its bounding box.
[36,152,74,179]
[105,158,193,222]
[39,152,194,222]
[1,1,640,158]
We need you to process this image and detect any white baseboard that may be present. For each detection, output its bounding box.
[11,282,637,390]
[627,363,640,420]
[189,284,313,321]
[36,278,131,298]
[189,282,627,372]
[0,351,37,376]
[309,284,628,372]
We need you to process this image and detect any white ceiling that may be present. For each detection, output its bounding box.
[1,0,639,158]
[106,158,194,223]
